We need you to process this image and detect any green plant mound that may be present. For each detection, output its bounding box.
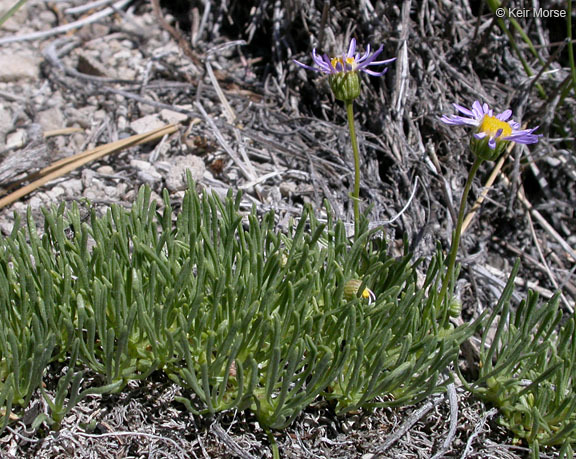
[460,263,576,455]
[0,181,468,431]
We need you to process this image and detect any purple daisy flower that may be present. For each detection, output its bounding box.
[293,38,396,77]
[441,100,541,150]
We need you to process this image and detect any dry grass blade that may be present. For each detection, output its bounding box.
[206,61,236,124]
[44,128,84,138]
[0,124,179,209]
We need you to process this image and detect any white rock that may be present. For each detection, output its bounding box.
[38,10,56,26]
[163,155,205,191]
[0,53,40,82]
[130,159,152,171]
[93,110,108,122]
[46,186,65,200]
[5,129,27,149]
[116,183,128,197]
[130,114,165,134]
[29,193,48,209]
[137,169,162,184]
[84,190,98,200]
[81,169,98,188]
[10,201,26,214]
[37,107,65,132]
[96,165,114,175]
[0,218,16,236]
[160,109,188,124]
[61,179,83,197]
[104,185,119,197]
[279,181,297,197]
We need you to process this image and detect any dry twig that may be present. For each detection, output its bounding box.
[0,0,132,45]
[372,395,444,454]
[0,124,179,209]
[431,383,459,459]
[211,422,257,459]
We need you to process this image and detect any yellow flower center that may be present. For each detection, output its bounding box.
[479,115,513,139]
[331,56,356,72]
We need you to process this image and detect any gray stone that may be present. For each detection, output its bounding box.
[163,155,206,191]
[137,169,162,185]
[130,115,165,134]
[61,179,83,197]
[37,107,65,132]
[5,129,27,149]
[0,106,13,141]
[0,53,40,82]
[160,108,189,124]
[130,159,153,171]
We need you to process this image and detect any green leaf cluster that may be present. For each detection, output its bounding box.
[0,180,467,431]
[462,261,576,457]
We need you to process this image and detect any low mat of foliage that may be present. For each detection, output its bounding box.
[461,262,576,457]
[1,181,575,456]
[0,181,469,432]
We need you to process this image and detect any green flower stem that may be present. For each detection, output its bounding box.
[438,156,484,306]
[345,100,361,235]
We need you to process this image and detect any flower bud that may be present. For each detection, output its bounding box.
[448,297,462,318]
[343,279,376,304]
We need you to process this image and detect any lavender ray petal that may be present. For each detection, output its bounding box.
[347,38,356,57]
[361,67,388,76]
[497,109,512,121]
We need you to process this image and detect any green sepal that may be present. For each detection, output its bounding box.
[329,71,361,102]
